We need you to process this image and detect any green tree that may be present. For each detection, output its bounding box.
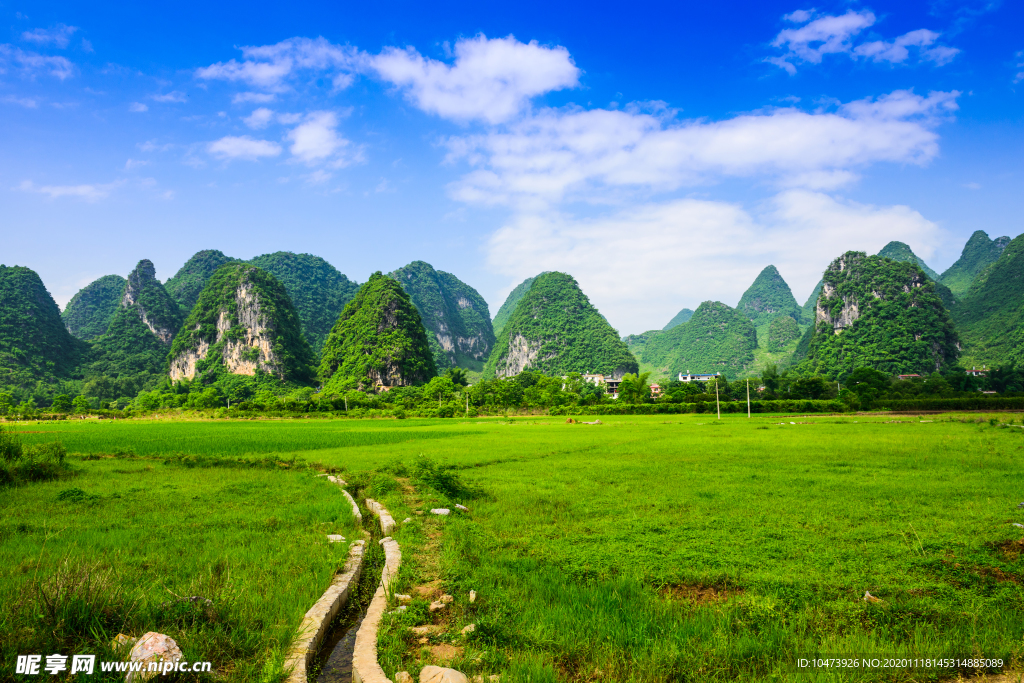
[617,372,651,403]
[444,367,468,387]
[51,395,73,413]
[493,377,524,411]
[71,395,91,413]
[423,376,456,404]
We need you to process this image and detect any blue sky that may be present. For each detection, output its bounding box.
[2,0,1021,334]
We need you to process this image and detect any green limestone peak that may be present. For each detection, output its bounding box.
[0,265,89,389]
[164,250,241,314]
[951,232,1024,368]
[939,230,1012,299]
[61,274,127,341]
[492,272,551,338]
[736,265,802,327]
[483,272,637,379]
[804,251,959,378]
[876,241,940,281]
[318,272,436,391]
[249,252,359,353]
[122,259,183,345]
[651,301,757,378]
[168,263,314,384]
[663,308,693,330]
[388,261,495,371]
[800,280,824,325]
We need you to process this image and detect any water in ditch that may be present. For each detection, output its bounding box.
[312,518,385,683]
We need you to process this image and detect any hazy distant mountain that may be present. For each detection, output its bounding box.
[663,308,693,330]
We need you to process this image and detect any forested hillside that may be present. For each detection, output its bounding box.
[168,263,315,386]
[0,265,89,391]
[318,272,436,392]
[940,230,1011,299]
[389,261,495,371]
[250,252,359,353]
[484,272,637,379]
[803,252,960,377]
[951,233,1024,368]
[737,265,802,329]
[61,274,126,341]
[876,241,940,281]
[663,308,693,330]
[164,250,240,313]
[491,273,549,337]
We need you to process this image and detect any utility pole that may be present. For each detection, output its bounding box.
[746,378,751,418]
[716,381,721,420]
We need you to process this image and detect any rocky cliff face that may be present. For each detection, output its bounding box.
[816,252,926,334]
[122,260,182,345]
[168,264,314,384]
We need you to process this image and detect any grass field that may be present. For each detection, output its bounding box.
[4,413,1024,682]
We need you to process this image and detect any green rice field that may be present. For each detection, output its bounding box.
[3,413,1024,682]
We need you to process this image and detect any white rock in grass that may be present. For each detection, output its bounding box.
[395,673,414,683]
[403,517,412,524]
[126,632,182,682]
[420,666,469,683]
[461,623,475,635]
[455,504,469,511]
[395,594,412,603]
[430,508,451,516]
[429,600,448,612]
[469,590,476,603]
[327,534,345,542]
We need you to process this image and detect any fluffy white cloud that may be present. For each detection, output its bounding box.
[243,107,275,129]
[152,91,187,103]
[768,9,958,73]
[208,135,282,160]
[21,24,77,49]
[286,111,352,165]
[129,102,148,112]
[486,190,942,333]
[196,37,359,92]
[16,179,122,201]
[233,91,276,104]
[446,90,959,207]
[371,34,579,124]
[0,45,74,79]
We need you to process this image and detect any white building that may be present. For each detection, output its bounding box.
[678,372,721,383]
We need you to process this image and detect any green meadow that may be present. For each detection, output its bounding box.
[3,414,1024,682]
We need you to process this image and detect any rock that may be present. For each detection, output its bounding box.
[863,591,885,604]
[327,534,345,542]
[461,623,476,635]
[403,517,412,524]
[429,600,448,612]
[420,663,467,682]
[380,536,393,544]
[126,632,183,682]
[396,593,412,603]
[418,636,429,644]
[454,504,469,511]
[395,673,414,683]
[439,594,453,604]
[408,624,442,635]
[1017,502,1024,508]
[469,590,476,603]
[431,508,451,516]
[1012,523,1024,528]
[111,633,135,654]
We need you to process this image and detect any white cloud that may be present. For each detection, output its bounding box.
[486,190,942,333]
[243,107,275,129]
[768,9,958,72]
[286,110,352,165]
[1,95,38,107]
[129,102,148,112]
[371,34,580,124]
[208,135,282,161]
[1016,51,1024,84]
[16,179,122,202]
[0,44,74,79]
[152,91,187,103]
[196,37,359,92]
[124,158,148,170]
[138,139,173,152]
[21,24,77,49]
[232,91,276,104]
[446,89,959,207]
